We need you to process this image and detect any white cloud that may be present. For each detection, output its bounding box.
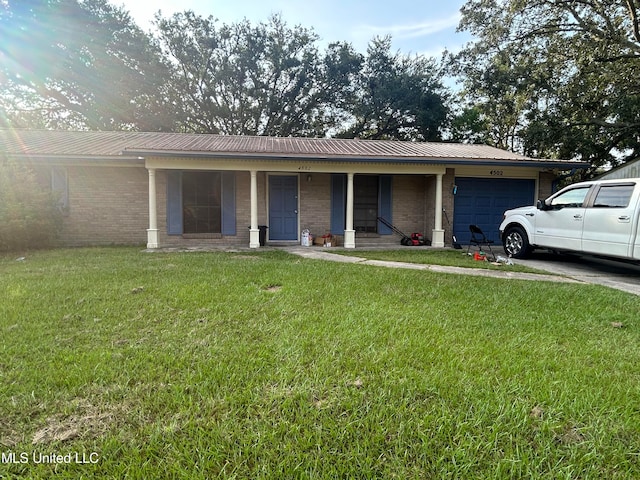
[354,12,461,40]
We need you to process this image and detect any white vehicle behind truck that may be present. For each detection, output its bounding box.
[499,178,640,260]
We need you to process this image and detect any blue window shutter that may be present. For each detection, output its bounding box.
[221,171,236,235]
[166,171,183,235]
[330,174,346,235]
[378,175,393,235]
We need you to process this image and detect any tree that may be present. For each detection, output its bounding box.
[154,13,362,136]
[449,48,541,151]
[453,0,640,173]
[0,3,452,140]
[448,105,491,145]
[155,15,450,140]
[337,36,449,141]
[0,0,174,131]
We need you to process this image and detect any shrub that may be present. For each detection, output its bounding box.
[0,159,62,251]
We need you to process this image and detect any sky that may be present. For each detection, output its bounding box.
[113,0,472,58]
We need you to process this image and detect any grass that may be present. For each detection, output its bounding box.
[1,247,639,479]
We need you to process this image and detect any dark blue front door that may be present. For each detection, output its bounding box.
[269,175,298,240]
[453,178,535,245]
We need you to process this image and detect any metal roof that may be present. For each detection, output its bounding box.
[0,129,589,168]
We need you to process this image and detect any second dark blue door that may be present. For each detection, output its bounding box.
[269,176,298,240]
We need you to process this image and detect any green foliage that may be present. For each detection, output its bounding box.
[453,0,640,172]
[448,105,491,144]
[337,36,449,141]
[154,13,451,139]
[155,13,359,137]
[0,161,62,251]
[1,3,451,140]
[0,0,175,131]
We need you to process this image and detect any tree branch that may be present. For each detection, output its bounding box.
[627,0,640,43]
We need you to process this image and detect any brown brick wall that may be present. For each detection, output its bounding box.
[538,171,556,200]
[58,165,148,246]
[300,173,332,238]
[390,174,427,234]
[44,166,557,248]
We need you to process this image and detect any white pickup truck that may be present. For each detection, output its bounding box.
[499,178,640,260]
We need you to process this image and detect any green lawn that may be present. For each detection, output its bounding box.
[1,247,639,479]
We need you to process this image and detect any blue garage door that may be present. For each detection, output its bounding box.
[453,178,535,245]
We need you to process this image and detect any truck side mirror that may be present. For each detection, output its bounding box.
[537,199,548,211]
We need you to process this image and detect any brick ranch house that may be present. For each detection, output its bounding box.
[1,129,589,249]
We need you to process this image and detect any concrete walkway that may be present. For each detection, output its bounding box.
[149,244,640,295]
[284,246,582,285]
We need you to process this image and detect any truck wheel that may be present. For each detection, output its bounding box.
[503,226,531,258]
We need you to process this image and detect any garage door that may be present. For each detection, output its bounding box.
[453,178,535,245]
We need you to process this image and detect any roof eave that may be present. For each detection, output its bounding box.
[4,153,145,166]
[125,149,590,169]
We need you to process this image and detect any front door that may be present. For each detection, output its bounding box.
[269,175,298,241]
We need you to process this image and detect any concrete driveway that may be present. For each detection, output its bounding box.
[511,252,640,296]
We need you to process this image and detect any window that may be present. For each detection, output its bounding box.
[182,172,222,234]
[167,171,235,236]
[354,175,379,233]
[550,187,590,208]
[592,184,635,208]
[330,174,391,236]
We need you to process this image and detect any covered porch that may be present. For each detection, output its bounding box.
[144,157,448,250]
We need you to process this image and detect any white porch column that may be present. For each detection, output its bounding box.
[432,173,445,247]
[344,172,356,248]
[249,170,260,248]
[146,168,160,249]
